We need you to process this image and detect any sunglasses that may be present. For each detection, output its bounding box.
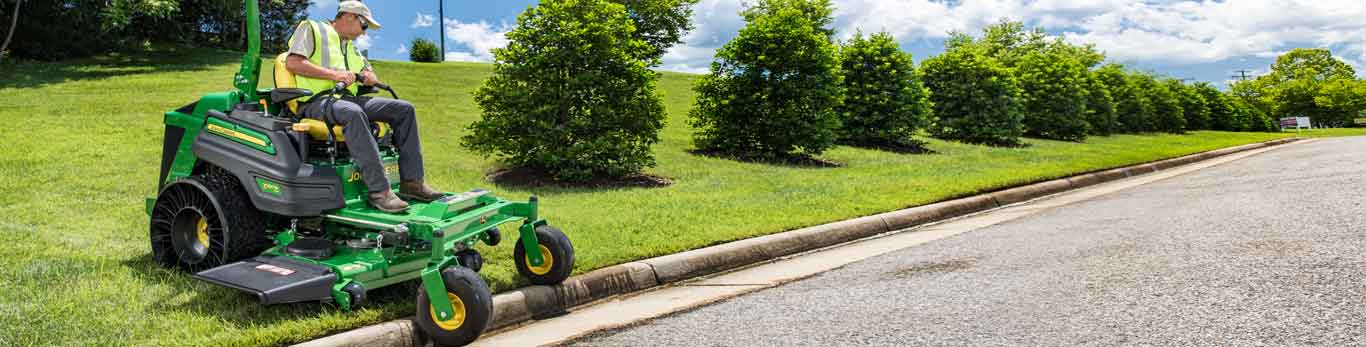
[356,14,370,30]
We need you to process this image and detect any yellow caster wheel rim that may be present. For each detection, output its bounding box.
[429,292,467,331]
[525,245,554,275]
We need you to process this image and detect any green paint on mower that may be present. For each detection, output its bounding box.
[144,2,574,346]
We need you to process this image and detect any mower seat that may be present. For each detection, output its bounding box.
[274,52,390,143]
[292,118,390,142]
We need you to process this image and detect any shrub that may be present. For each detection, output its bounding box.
[921,47,1025,146]
[609,0,700,64]
[1083,71,1119,136]
[1171,81,1212,130]
[689,0,843,161]
[463,0,665,182]
[836,31,933,149]
[1195,84,1244,131]
[1095,64,1150,133]
[1015,49,1089,141]
[408,37,440,63]
[1142,77,1187,133]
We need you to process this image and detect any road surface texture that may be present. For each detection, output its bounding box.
[563,137,1366,347]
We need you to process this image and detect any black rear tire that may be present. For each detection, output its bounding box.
[415,266,493,346]
[513,225,575,285]
[149,167,268,272]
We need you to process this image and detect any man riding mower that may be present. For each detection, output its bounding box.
[284,0,437,213]
[145,1,575,346]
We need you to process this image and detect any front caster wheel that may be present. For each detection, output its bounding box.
[513,225,574,285]
[415,266,492,346]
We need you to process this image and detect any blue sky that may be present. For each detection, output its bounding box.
[309,1,1366,87]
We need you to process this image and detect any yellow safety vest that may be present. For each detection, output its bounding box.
[295,20,366,102]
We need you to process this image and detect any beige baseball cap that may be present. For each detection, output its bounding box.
[338,1,382,30]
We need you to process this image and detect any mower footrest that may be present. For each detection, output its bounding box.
[194,255,337,305]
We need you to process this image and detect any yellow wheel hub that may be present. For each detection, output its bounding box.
[526,245,554,276]
[429,292,467,331]
[195,217,210,249]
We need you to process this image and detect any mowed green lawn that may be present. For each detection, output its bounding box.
[2,48,1362,346]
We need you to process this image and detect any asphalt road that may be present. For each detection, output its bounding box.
[563,137,1366,347]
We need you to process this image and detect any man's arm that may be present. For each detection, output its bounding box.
[286,54,356,85]
[360,59,380,86]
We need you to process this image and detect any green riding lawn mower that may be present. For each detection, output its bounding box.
[145,2,574,346]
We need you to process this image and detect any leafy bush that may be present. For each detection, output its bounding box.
[689,0,843,161]
[1196,84,1247,131]
[1235,97,1278,132]
[1015,49,1089,141]
[8,0,308,60]
[836,31,933,149]
[921,46,1025,146]
[1083,71,1119,136]
[408,38,440,63]
[463,0,665,182]
[1095,64,1151,133]
[610,0,700,64]
[1171,81,1211,130]
[1137,76,1186,133]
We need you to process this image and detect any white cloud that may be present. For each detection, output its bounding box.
[442,19,511,62]
[659,0,1366,74]
[412,12,435,28]
[396,43,408,55]
[445,52,483,62]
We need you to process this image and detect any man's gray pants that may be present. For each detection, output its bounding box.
[299,96,424,193]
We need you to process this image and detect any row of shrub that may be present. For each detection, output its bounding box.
[461,0,1361,182]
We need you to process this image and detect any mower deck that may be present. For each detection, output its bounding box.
[191,189,547,310]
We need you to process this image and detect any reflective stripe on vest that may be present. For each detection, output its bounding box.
[296,20,365,102]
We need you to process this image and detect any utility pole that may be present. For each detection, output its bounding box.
[438,0,445,62]
[1232,70,1252,81]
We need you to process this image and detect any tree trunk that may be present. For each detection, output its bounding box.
[0,0,20,63]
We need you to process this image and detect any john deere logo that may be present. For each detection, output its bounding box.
[256,178,282,197]
[384,164,398,176]
[348,172,362,182]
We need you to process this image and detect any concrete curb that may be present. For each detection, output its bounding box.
[294,137,1301,347]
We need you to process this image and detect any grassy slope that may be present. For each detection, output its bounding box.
[2,49,1362,346]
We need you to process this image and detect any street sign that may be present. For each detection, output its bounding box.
[1280,117,1312,131]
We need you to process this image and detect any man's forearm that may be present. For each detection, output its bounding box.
[285,54,343,81]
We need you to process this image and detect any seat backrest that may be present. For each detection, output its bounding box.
[273,53,302,114]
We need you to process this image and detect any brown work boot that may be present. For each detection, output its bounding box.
[368,189,409,213]
[398,179,446,202]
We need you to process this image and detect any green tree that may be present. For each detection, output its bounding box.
[1261,48,1359,127]
[1314,78,1366,127]
[947,20,1099,141]
[1228,78,1275,122]
[1015,47,1089,141]
[5,0,307,60]
[836,31,933,150]
[921,46,1025,146]
[945,19,1047,66]
[408,37,440,62]
[1135,76,1186,133]
[1083,71,1119,135]
[1232,97,1277,132]
[1195,83,1246,131]
[610,0,699,63]
[1169,80,1211,130]
[1096,64,1151,133]
[464,0,665,182]
[689,0,843,161]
